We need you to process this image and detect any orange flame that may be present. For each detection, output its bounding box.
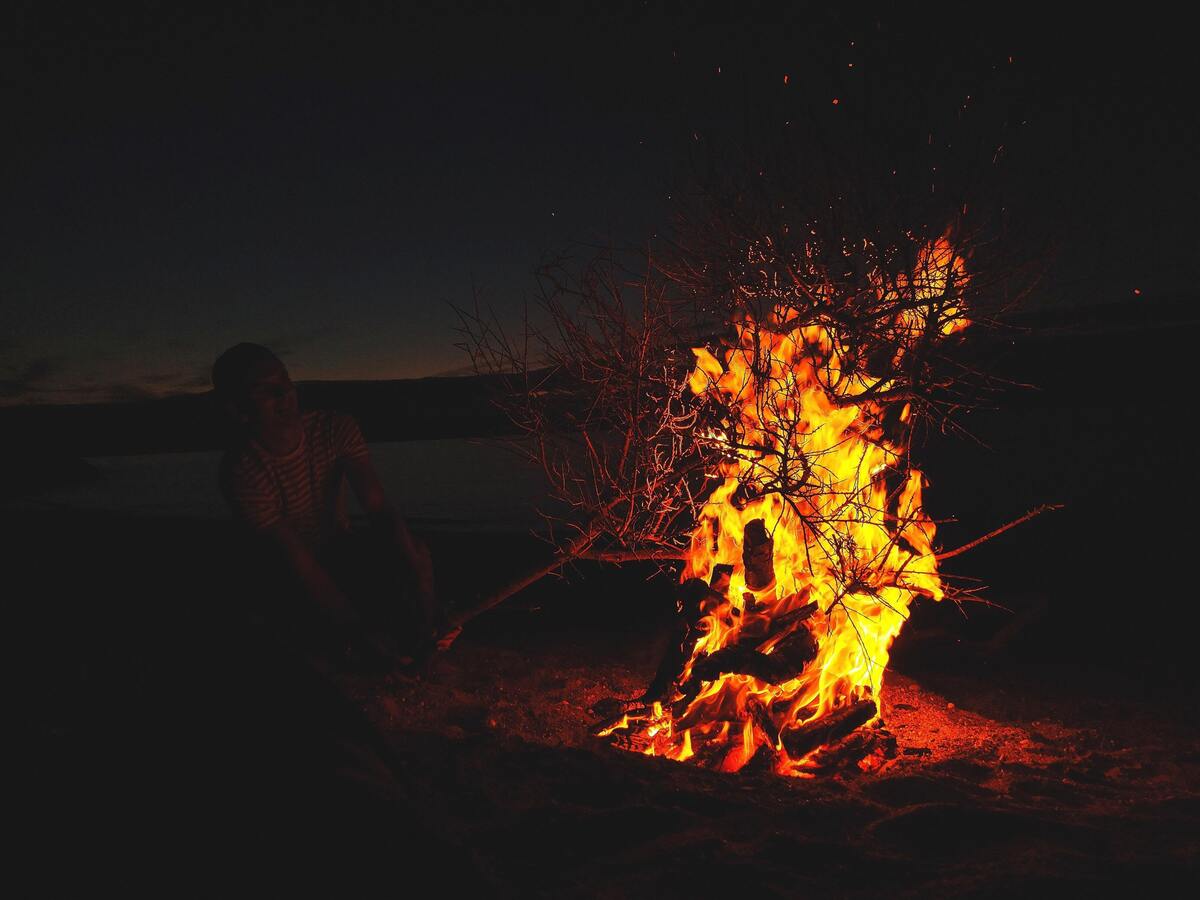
[615,236,968,774]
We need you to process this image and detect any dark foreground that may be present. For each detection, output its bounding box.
[18,508,1199,896]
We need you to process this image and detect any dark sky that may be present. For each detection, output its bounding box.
[6,3,1196,405]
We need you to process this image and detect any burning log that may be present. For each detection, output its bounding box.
[682,625,819,695]
[648,573,823,709]
[680,577,726,617]
[761,626,820,671]
[757,600,818,638]
[708,563,734,594]
[804,727,898,774]
[589,697,651,722]
[779,700,878,759]
[687,729,743,770]
[650,583,822,706]
[742,519,775,591]
[746,697,778,743]
[605,728,654,753]
[640,578,724,702]
[730,597,818,646]
[684,647,783,691]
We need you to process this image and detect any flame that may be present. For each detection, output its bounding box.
[615,235,968,773]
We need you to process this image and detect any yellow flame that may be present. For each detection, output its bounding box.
[618,235,967,772]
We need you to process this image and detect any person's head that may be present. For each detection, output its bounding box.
[212,343,300,438]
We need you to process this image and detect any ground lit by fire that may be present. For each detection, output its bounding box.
[361,632,1182,791]
[345,610,1200,894]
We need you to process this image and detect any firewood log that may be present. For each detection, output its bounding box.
[640,578,723,702]
[641,588,817,704]
[681,627,819,694]
[762,626,819,670]
[589,697,651,722]
[746,697,778,743]
[742,519,775,590]
[780,699,877,758]
[708,563,733,595]
[763,600,819,634]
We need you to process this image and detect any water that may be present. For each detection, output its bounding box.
[13,438,550,533]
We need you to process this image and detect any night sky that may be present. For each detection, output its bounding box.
[7,4,1195,405]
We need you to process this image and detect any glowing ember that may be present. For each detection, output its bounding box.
[609,235,969,775]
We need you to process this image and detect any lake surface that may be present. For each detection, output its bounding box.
[13,438,551,533]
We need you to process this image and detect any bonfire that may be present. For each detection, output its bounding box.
[455,213,1042,774]
[599,236,967,774]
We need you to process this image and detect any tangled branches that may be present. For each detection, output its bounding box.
[455,248,713,561]
[451,170,1041,638]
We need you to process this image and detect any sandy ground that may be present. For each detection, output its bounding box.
[18,509,1199,895]
[328,604,1200,898]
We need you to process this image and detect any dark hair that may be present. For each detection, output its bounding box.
[211,343,283,402]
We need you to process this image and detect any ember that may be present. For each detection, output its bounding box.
[604,236,970,774]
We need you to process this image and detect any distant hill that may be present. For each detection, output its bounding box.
[0,372,523,457]
[2,298,1196,458]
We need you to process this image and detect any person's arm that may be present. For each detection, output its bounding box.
[222,451,355,625]
[343,451,437,632]
[331,413,437,644]
[261,520,401,667]
[343,454,434,587]
[260,519,359,627]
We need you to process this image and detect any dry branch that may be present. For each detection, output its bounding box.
[443,515,608,632]
[935,503,1064,561]
[449,158,1045,780]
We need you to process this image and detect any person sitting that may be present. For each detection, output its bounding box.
[212,342,435,670]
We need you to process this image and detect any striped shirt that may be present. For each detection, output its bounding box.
[220,410,370,550]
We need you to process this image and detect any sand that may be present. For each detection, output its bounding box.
[16,507,1198,895]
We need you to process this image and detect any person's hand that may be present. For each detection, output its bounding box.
[410,538,434,591]
[435,625,462,652]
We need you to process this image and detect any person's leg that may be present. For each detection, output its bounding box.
[323,528,431,658]
[231,532,322,651]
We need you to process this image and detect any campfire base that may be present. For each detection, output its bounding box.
[780,699,879,759]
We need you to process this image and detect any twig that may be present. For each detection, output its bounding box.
[935,503,1064,561]
[576,548,686,563]
[442,502,623,632]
